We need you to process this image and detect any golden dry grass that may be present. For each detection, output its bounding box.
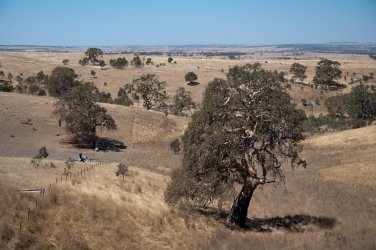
[1,52,376,249]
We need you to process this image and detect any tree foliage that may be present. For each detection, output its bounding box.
[344,84,376,125]
[132,55,143,67]
[170,139,181,154]
[79,57,90,66]
[54,82,117,144]
[98,60,106,69]
[185,72,198,84]
[313,59,342,88]
[84,48,104,65]
[171,87,195,116]
[289,63,307,83]
[114,87,134,106]
[109,57,128,69]
[47,67,80,97]
[145,58,153,65]
[165,63,306,227]
[115,163,128,180]
[168,57,173,63]
[125,74,167,110]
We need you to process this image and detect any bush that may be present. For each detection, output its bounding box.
[170,139,181,154]
[0,81,14,92]
[110,57,128,69]
[115,163,128,180]
[132,56,142,67]
[79,57,90,66]
[114,87,134,106]
[303,114,365,133]
[94,90,113,103]
[185,72,198,84]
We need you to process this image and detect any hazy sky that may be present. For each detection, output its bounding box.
[0,0,375,46]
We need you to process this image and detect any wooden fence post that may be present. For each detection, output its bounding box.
[19,221,22,232]
[28,208,30,221]
[35,197,38,207]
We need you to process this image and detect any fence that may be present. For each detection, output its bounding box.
[17,161,104,232]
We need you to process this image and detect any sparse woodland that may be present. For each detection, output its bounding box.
[0,48,376,249]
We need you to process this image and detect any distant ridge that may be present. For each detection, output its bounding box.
[0,43,375,54]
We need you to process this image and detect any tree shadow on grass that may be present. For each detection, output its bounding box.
[197,208,336,233]
[69,137,127,152]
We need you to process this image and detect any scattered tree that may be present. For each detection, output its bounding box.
[313,59,342,89]
[171,87,195,116]
[0,70,4,78]
[0,81,14,92]
[36,71,48,84]
[168,57,173,63]
[91,70,96,78]
[109,57,128,69]
[170,139,181,154]
[125,74,167,110]
[84,48,104,65]
[114,87,134,106]
[185,72,198,85]
[46,67,80,97]
[79,57,90,66]
[115,163,128,180]
[132,55,143,67]
[289,63,307,83]
[62,59,69,65]
[344,84,376,125]
[165,63,306,228]
[145,58,153,65]
[53,82,117,144]
[98,60,106,69]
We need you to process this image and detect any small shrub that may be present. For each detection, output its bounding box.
[38,146,49,158]
[170,139,181,154]
[0,81,14,92]
[115,163,129,180]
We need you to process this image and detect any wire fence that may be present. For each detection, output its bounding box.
[17,161,104,233]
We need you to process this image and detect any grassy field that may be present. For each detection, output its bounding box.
[0,52,376,249]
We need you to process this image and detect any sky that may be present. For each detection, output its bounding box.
[0,0,375,46]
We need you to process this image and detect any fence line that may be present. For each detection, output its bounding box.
[18,161,103,233]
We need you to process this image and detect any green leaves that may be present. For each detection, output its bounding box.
[313,59,342,88]
[54,82,116,144]
[166,63,306,207]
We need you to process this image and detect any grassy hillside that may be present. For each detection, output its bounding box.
[0,90,375,249]
[0,92,187,171]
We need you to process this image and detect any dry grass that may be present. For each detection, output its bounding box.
[1,51,375,107]
[1,124,376,249]
[1,51,376,249]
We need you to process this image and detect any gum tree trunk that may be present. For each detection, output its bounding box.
[226,180,257,227]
